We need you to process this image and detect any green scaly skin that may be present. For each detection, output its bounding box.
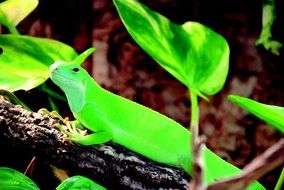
[50,48,264,189]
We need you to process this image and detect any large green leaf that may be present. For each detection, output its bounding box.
[113,0,229,98]
[56,175,106,190]
[0,0,38,34]
[0,34,77,91]
[228,95,284,133]
[0,167,40,190]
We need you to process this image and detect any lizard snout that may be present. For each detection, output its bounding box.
[50,63,58,72]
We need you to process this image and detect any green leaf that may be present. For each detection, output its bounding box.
[113,0,229,98]
[0,167,40,190]
[256,0,283,55]
[228,95,284,133]
[56,176,107,190]
[0,0,39,34]
[0,34,77,91]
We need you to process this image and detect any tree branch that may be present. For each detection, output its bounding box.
[0,98,189,189]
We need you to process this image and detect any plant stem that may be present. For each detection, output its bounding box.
[190,91,206,189]
[0,89,31,111]
[8,25,20,35]
[48,96,59,112]
[190,91,199,132]
[39,83,67,102]
[274,166,284,190]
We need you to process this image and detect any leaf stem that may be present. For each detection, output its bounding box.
[48,96,59,112]
[190,91,199,132]
[190,91,207,189]
[39,83,67,102]
[7,25,20,35]
[274,166,284,190]
[0,89,31,111]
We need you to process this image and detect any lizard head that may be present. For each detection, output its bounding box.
[50,48,95,90]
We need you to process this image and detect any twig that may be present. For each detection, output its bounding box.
[208,139,284,190]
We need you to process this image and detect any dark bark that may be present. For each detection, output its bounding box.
[0,98,189,190]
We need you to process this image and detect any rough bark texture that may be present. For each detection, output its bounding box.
[0,99,189,190]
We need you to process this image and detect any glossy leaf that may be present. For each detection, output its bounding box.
[113,0,229,98]
[56,176,107,190]
[0,167,40,190]
[0,0,38,34]
[0,34,77,91]
[228,95,284,133]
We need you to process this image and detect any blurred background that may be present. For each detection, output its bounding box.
[1,0,284,189]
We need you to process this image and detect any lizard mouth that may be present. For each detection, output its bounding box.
[51,71,81,85]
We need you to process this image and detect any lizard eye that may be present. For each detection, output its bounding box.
[72,67,79,73]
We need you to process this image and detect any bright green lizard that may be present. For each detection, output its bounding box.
[50,48,264,189]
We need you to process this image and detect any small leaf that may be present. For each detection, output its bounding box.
[228,95,284,133]
[0,34,77,91]
[113,0,229,98]
[256,0,283,55]
[0,0,39,33]
[0,167,40,190]
[56,175,107,190]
